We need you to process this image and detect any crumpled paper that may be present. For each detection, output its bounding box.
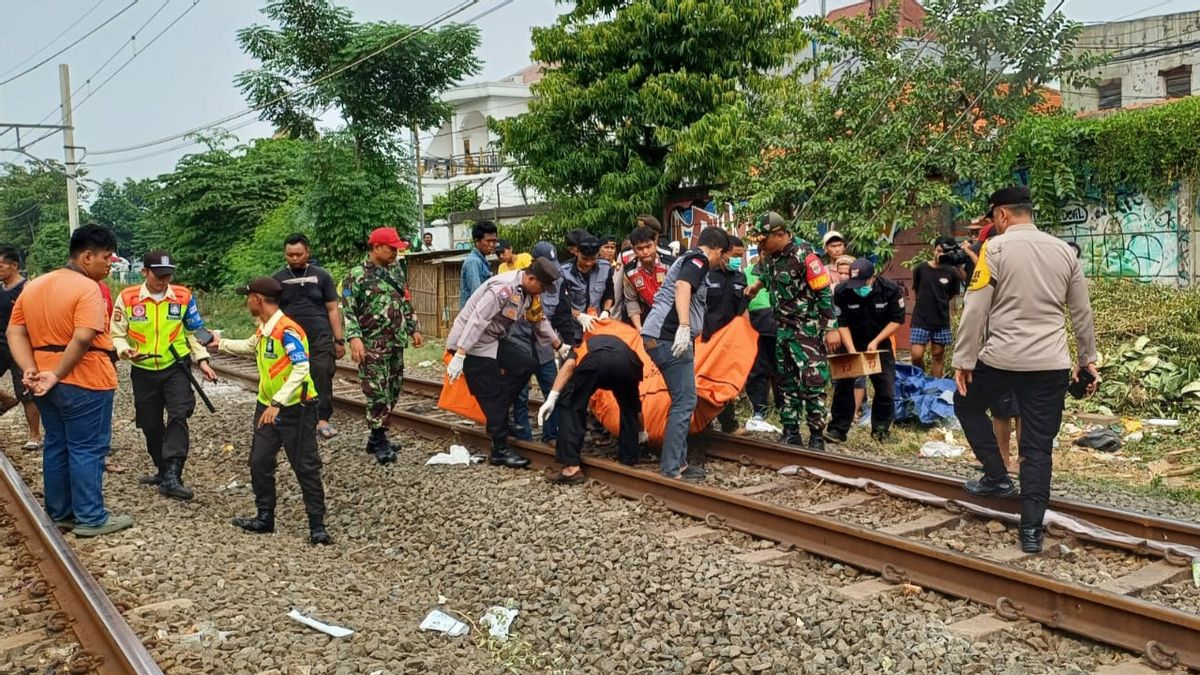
[287,609,353,638]
[745,418,781,434]
[419,609,469,637]
[425,444,483,466]
[479,605,519,641]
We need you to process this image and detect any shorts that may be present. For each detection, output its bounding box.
[910,326,953,346]
[0,348,31,402]
[991,391,1019,419]
[853,376,867,390]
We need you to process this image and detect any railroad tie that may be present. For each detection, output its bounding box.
[1091,658,1169,675]
[1096,560,1190,596]
[946,613,1020,640]
[836,578,898,601]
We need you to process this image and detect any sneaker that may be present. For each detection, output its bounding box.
[52,518,77,530]
[824,429,848,444]
[71,513,134,538]
[680,466,707,483]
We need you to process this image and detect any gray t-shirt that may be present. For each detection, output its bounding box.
[639,250,709,341]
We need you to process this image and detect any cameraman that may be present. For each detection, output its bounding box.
[910,236,966,378]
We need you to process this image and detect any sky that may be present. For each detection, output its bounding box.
[0,0,1181,185]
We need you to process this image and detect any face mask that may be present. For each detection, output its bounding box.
[853,285,872,298]
[728,258,742,271]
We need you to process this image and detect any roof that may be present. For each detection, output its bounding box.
[502,63,546,85]
[827,0,927,33]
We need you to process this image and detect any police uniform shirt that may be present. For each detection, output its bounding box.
[446,270,559,359]
[640,250,709,342]
[562,258,614,313]
[833,277,906,351]
[701,266,749,341]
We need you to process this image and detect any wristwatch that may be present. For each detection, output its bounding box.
[334,338,345,345]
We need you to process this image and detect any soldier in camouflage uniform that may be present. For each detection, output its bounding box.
[747,212,841,450]
[341,227,423,464]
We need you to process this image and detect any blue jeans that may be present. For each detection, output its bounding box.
[36,384,115,527]
[510,360,560,442]
[644,337,695,477]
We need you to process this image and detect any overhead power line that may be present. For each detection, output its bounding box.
[89,0,481,157]
[0,0,140,87]
[0,0,106,79]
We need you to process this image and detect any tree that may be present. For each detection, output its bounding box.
[495,0,806,236]
[27,221,69,275]
[89,178,157,256]
[425,183,480,221]
[0,162,74,253]
[727,0,1102,260]
[227,198,309,284]
[235,0,481,152]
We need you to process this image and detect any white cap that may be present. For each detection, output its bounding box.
[822,230,845,246]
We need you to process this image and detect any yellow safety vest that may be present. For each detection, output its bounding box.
[120,284,193,371]
[256,315,316,406]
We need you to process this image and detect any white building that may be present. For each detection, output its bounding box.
[1063,10,1200,113]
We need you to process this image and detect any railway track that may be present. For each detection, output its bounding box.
[212,354,1200,670]
[0,452,162,674]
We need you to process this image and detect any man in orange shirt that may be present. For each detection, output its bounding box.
[6,225,133,537]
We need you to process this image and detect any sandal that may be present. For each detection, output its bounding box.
[317,423,339,440]
[104,460,127,474]
[22,440,41,451]
[546,469,585,485]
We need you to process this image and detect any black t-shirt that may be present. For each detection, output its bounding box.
[911,263,960,329]
[833,277,906,351]
[0,279,26,347]
[701,267,748,341]
[273,265,338,341]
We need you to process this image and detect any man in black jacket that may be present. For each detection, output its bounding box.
[702,237,748,432]
[826,259,905,443]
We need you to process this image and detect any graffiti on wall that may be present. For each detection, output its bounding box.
[1056,191,1189,285]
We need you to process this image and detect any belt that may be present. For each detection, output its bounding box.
[35,344,119,364]
[643,338,658,349]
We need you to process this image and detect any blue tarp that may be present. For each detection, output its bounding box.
[893,364,957,425]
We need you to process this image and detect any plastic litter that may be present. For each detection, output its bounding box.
[420,609,469,637]
[425,444,483,466]
[745,418,781,433]
[918,441,965,458]
[1144,418,1180,428]
[893,365,957,425]
[479,606,519,641]
[1124,431,1144,443]
[287,609,354,638]
[1074,429,1123,453]
[418,360,435,368]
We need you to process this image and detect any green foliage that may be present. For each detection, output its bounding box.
[226,198,308,284]
[497,220,557,255]
[728,0,1100,261]
[0,162,74,253]
[495,0,806,234]
[303,132,417,265]
[89,178,157,256]
[425,184,480,222]
[1087,338,1200,416]
[998,97,1200,223]
[26,221,69,275]
[194,290,258,336]
[236,0,481,146]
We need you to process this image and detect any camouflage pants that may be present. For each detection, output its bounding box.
[359,340,405,430]
[774,327,830,431]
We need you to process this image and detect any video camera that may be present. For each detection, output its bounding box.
[938,240,971,267]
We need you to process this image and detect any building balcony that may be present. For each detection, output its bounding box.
[421,151,504,180]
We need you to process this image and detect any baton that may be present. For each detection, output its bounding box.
[168,344,216,413]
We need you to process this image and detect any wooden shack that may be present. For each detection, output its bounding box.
[403,249,495,338]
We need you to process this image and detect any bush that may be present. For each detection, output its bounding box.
[226,199,309,285]
[26,221,69,275]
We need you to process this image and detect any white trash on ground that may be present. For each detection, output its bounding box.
[420,609,469,637]
[918,441,965,458]
[287,609,354,638]
[1145,418,1180,428]
[418,360,435,368]
[745,418,781,433]
[425,444,481,466]
[479,605,519,641]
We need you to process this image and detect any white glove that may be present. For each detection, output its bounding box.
[576,313,596,333]
[671,325,692,357]
[638,430,648,445]
[446,352,466,383]
[598,310,610,321]
[555,342,572,361]
[537,391,560,427]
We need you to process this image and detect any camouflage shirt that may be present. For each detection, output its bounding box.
[341,257,420,346]
[759,239,837,335]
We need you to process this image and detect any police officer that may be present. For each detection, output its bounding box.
[446,259,569,468]
[539,333,644,485]
[622,226,671,331]
[212,277,330,545]
[341,227,424,464]
[561,236,614,341]
[954,186,1099,553]
[702,236,749,433]
[111,251,217,500]
[826,259,905,443]
[746,213,840,449]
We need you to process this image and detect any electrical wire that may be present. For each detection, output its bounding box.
[0,203,44,222]
[0,0,106,78]
[0,0,140,87]
[88,0,481,156]
[77,0,176,98]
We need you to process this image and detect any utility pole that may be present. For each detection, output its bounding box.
[412,127,426,237]
[59,64,80,233]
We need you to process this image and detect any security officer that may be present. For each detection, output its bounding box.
[341,227,424,464]
[446,258,569,468]
[746,212,840,449]
[826,259,905,443]
[561,236,614,342]
[539,333,644,485]
[954,186,1099,553]
[213,277,330,545]
[111,251,217,500]
[622,226,671,331]
[702,236,749,433]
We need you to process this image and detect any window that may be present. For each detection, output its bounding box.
[1097,79,1122,110]
[1161,65,1193,99]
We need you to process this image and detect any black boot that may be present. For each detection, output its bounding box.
[308,514,332,545]
[964,475,1018,498]
[781,426,804,446]
[808,428,825,452]
[1019,524,1043,553]
[232,509,274,533]
[366,428,386,454]
[138,463,165,486]
[489,440,530,469]
[374,433,397,465]
[158,459,194,500]
[823,428,848,444]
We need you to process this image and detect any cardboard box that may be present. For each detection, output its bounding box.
[828,351,882,380]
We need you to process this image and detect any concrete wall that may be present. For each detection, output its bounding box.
[1064,10,1200,112]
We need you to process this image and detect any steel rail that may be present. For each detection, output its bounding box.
[215,358,1200,669]
[0,451,163,674]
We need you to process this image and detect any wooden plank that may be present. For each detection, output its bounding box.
[1098,560,1189,595]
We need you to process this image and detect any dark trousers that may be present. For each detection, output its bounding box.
[309,336,336,423]
[463,341,537,446]
[716,403,738,432]
[953,361,1069,526]
[131,365,195,467]
[746,333,781,416]
[511,359,559,442]
[250,402,325,518]
[828,350,896,436]
[556,354,642,466]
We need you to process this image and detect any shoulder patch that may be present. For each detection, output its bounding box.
[804,253,831,291]
[690,258,705,269]
[968,243,991,292]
